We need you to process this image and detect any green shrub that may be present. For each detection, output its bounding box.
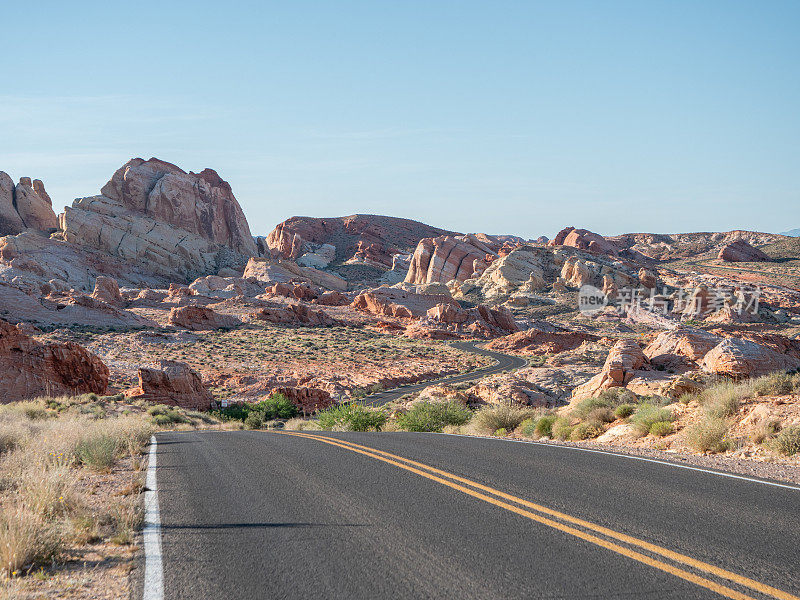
[551,417,573,440]
[74,434,118,470]
[630,404,674,436]
[614,404,635,419]
[244,414,263,430]
[684,417,732,453]
[519,415,557,438]
[534,415,557,438]
[317,403,388,432]
[649,421,673,437]
[569,421,604,441]
[473,405,537,433]
[494,428,508,437]
[397,401,472,432]
[774,426,800,456]
[147,405,190,426]
[252,393,298,420]
[519,418,537,437]
[678,393,695,405]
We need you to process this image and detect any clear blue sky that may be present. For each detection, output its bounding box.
[1,0,798,238]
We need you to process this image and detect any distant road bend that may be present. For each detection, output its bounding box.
[361,341,528,406]
[141,430,800,600]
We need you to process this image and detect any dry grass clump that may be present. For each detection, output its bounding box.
[0,395,156,579]
[684,416,733,453]
[472,404,538,434]
[773,426,800,456]
[283,418,322,431]
[0,504,62,577]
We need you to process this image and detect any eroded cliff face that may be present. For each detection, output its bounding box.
[60,157,257,282]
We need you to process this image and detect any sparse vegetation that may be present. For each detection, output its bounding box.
[630,404,675,436]
[317,403,388,432]
[473,405,538,433]
[684,417,733,453]
[397,400,472,432]
[773,426,800,456]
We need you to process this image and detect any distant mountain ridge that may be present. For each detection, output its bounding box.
[780,228,800,237]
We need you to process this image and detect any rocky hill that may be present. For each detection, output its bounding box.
[0,158,260,290]
[264,214,453,276]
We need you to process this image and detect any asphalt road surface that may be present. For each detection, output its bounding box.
[360,341,528,406]
[140,430,800,600]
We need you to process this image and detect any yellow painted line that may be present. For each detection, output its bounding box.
[279,431,798,600]
[291,432,800,600]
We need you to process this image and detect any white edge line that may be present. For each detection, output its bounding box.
[426,432,800,492]
[143,435,164,600]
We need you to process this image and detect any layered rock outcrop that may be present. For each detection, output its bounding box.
[243,257,347,291]
[168,306,241,330]
[60,158,257,282]
[700,338,800,378]
[718,240,771,263]
[249,303,337,326]
[0,172,58,235]
[134,360,212,410]
[266,214,451,268]
[485,324,598,355]
[549,227,620,256]
[405,234,507,284]
[0,319,109,402]
[352,288,459,319]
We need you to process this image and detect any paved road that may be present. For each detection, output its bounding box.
[141,430,800,600]
[361,341,528,406]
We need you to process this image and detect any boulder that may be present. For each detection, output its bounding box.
[700,339,800,378]
[168,306,240,330]
[315,290,350,306]
[718,240,770,263]
[571,339,648,399]
[270,386,333,413]
[92,276,123,306]
[135,360,212,410]
[644,328,722,363]
[0,319,109,402]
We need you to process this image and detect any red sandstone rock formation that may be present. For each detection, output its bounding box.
[266,214,452,267]
[91,276,123,306]
[135,360,212,410]
[405,234,506,284]
[486,326,598,355]
[571,339,648,398]
[0,319,109,402]
[549,227,620,256]
[718,240,771,262]
[0,171,58,235]
[168,306,241,330]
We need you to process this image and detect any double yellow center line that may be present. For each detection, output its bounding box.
[277,431,798,600]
